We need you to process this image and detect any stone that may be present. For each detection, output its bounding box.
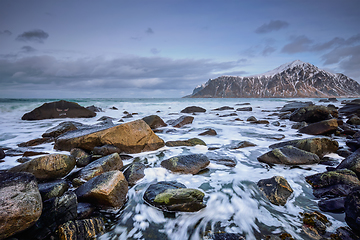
[22,100,96,120]
[143,181,206,212]
[312,184,356,199]
[97,116,115,121]
[257,176,293,206]
[86,105,103,112]
[58,218,105,240]
[180,106,206,113]
[347,115,360,125]
[269,137,339,158]
[72,153,123,187]
[199,129,217,136]
[339,99,360,117]
[77,203,95,219]
[54,119,165,153]
[219,113,237,117]
[9,154,76,181]
[291,121,308,129]
[38,179,69,201]
[0,172,42,239]
[0,148,5,159]
[346,138,360,152]
[246,116,257,122]
[142,115,167,129]
[251,120,270,124]
[167,116,194,128]
[17,137,54,147]
[280,101,314,112]
[301,211,331,237]
[289,105,338,123]
[318,197,345,213]
[123,162,146,186]
[236,107,252,111]
[70,148,92,168]
[92,144,121,156]
[42,121,82,138]
[336,148,360,178]
[345,187,360,234]
[272,121,280,127]
[165,138,206,147]
[212,106,234,111]
[161,154,210,174]
[211,233,245,240]
[305,169,360,189]
[258,146,320,165]
[227,140,257,149]
[22,151,49,157]
[75,170,128,208]
[298,118,338,135]
[332,227,360,240]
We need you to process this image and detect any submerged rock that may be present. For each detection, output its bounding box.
[258,146,320,165]
[227,140,257,149]
[142,115,167,129]
[180,106,206,113]
[298,118,338,135]
[22,100,96,120]
[17,137,54,147]
[143,181,206,212]
[165,138,206,147]
[58,218,105,240]
[0,172,42,240]
[257,176,293,206]
[161,154,210,174]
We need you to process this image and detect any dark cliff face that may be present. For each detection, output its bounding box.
[187,61,360,98]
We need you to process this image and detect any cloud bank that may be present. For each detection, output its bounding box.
[255,20,289,34]
[16,29,49,43]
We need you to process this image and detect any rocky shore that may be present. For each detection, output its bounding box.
[1,98,360,239]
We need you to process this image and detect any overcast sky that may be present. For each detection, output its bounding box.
[1,0,359,98]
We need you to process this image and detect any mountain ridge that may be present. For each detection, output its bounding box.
[185,60,360,98]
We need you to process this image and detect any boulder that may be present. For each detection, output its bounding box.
[143,181,206,212]
[97,116,115,122]
[291,121,308,129]
[70,148,92,168]
[257,176,293,206]
[142,115,167,129]
[180,106,206,113]
[346,138,360,152]
[289,105,338,123]
[54,119,165,153]
[17,137,54,147]
[298,118,338,135]
[72,153,123,186]
[123,162,146,186]
[165,138,206,147]
[212,106,234,111]
[199,129,217,136]
[269,137,339,158]
[318,197,345,213]
[339,99,360,117]
[86,105,103,112]
[305,169,360,189]
[336,148,360,178]
[167,116,194,128]
[0,172,42,240]
[22,100,96,120]
[77,202,95,219]
[301,211,331,237]
[332,227,360,240]
[161,154,210,174]
[9,154,76,181]
[207,154,237,167]
[347,116,360,125]
[258,146,320,165]
[312,184,357,199]
[219,113,237,117]
[345,187,360,234]
[211,233,245,240]
[58,218,105,240]
[75,170,128,208]
[0,148,5,159]
[227,140,257,149]
[42,121,82,138]
[247,116,257,122]
[280,101,314,112]
[236,107,252,111]
[38,179,69,201]
[92,144,121,156]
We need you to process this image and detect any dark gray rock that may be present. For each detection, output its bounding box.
[211,233,245,240]
[17,137,54,147]
[318,197,345,213]
[212,106,234,111]
[77,202,95,219]
[337,148,360,178]
[38,179,69,201]
[236,107,252,111]
[258,146,320,165]
[280,101,314,112]
[339,99,360,117]
[70,148,92,168]
[291,121,308,129]
[92,144,121,156]
[42,121,83,138]
[313,184,356,199]
[124,162,146,186]
[332,227,360,240]
[298,118,338,135]
[347,116,360,125]
[165,138,206,147]
[257,176,293,206]
[227,140,257,149]
[289,105,338,123]
[246,116,257,122]
[57,218,105,240]
[199,129,217,136]
[142,115,167,129]
[167,116,194,128]
[180,106,206,113]
[161,154,210,174]
[86,105,103,112]
[0,147,4,160]
[345,187,360,234]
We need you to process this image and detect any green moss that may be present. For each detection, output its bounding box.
[186,138,206,146]
[154,188,204,205]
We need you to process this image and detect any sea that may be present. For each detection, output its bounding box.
[0,98,350,240]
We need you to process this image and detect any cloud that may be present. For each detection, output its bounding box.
[311,34,360,51]
[262,46,276,56]
[16,29,49,43]
[145,28,154,34]
[0,30,12,36]
[150,48,161,55]
[255,20,289,34]
[21,46,37,53]
[281,35,313,53]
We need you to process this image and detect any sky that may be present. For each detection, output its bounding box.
[0,0,360,98]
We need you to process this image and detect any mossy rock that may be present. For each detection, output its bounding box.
[165,138,206,147]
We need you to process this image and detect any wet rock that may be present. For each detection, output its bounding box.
[86,105,103,112]
[167,116,194,128]
[110,106,118,110]
[38,179,69,201]
[199,129,217,136]
[257,176,293,206]
[246,116,257,122]
[339,99,360,117]
[122,114,133,118]
[92,144,121,156]
[336,148,360,178]
[236,102,251,106]
[212,106,234,111]
[280,101,314,112]
[251,120,270,124]
[258,146,320,165]
[236,107,252,111]
[72,153,123,187]
[0,172,42,239]
[227,140,257,149]
[301,211,331,237]
[97,116,115,122]
[161,154,210,174]
[305,169,360,189]
[123,162,146,186]
[332,226,360,240]
[345,187,360,234]
[298,118,338,135]
[318,197,345,213]
[143,181,206,212]
[219,113,237,117]
[75,170,128,208]
[54,119,165,153]
[346,138,360,152]
[77,202,95,219]
[17,137,54,147]
[211,233,245,240]
[58,218,105,240]
[347,115,360,125]
[271,121,280,127]
[180,106,206,113]
[22,151,49,157]
[337,148,353,158]
[22,100,96,120]
[9,154,76,181]
[43,121,83,138]
[289,105,338,123]
[312,184,357,199]
[142,115,167,129]
[0,148,5,159]
[70,148,92,168]
[291,121,308,129]
[165,138,206,147]
[269,137,339,158]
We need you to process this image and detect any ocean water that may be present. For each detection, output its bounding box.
[0,98,349,239]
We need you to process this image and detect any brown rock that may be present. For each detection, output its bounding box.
[298,118,338,135]
[257,176,293,206]
[58,218,105,240]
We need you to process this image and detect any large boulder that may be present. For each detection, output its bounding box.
[22,100,96,120]
[345,187,360,234]
[75,170,128,208]
[298,119,338,135]
[269,137,339,158]
[257,176,293,206]
[305,169,360,189]
[54,119,165,153]
[8,154,76,181]
[142,115,167,129]
[72,153,123,186]
[0,172,42,240]
[57,218,105,240]
[339,99,360,117]
[143,181,206,212]
[258,146,320,165]
[180,106,206,113]
[280,101,314,112]
[289,105,338,123]
[161,154,210,174]
[165,138,206,147]
[336,148,360,178]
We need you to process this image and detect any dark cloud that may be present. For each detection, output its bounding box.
[255,20,289,34]
[262,46,276,56]
[281,35,313,53]
[21,46,37,53]
[145,28,154,34]
[150,48,160,55]
[0,30,12,36]
[16,29,49,43]
[311,34,360,51]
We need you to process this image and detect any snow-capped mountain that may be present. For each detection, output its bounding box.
[186,60,360,98]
